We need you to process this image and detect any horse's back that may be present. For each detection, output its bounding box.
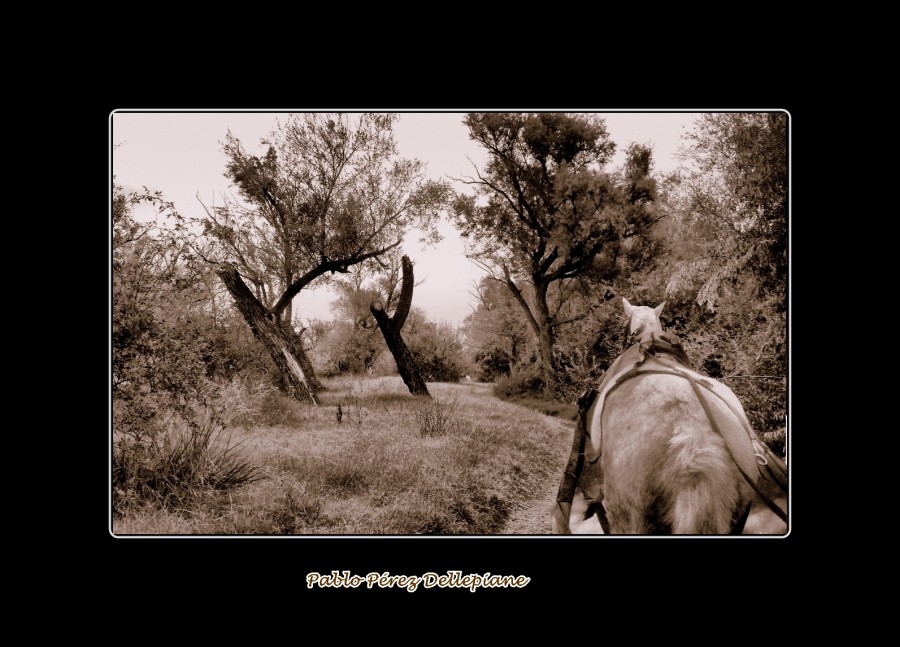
[598,373,755,534]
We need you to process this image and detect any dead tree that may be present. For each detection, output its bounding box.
[370,256,430,398]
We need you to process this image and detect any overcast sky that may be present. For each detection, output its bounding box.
[111,111,700,327]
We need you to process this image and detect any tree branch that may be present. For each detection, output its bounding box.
[502,265,541,339]
[391,255,415,331]
[550,301,604,329]
[270,239,402,316]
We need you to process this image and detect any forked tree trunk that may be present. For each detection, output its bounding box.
[217,265,319,405]
[370,255,430,398]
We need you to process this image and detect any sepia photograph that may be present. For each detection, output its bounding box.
[110,111,788,539]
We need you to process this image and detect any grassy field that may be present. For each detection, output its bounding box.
[112,376,574,536]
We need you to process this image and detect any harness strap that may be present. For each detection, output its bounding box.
[761,459,788,492]
[585,500,611,534]
[553,390,593,534]
[618,357,789,494]
[682,375,788,524]
[730,502,752,535]
[552,500,573,534]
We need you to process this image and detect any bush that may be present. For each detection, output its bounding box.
[314,320,384,376]
[471,347,513,383]
[408,321,465,382]
[217,377,308,428]
[414,396,460,437]
[113,415,261,514]
[493,362,545,400]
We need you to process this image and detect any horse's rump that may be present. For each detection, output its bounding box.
[554,299,787,535]
[597,373,756,534]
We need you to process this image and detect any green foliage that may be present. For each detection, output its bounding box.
[316,320,383,375]
[188,115,454,401]
[659,112,788,440]
[206,114,452,308]
[318,269,388,374]
[664,286,786,443]
[670,112,787,310]
[471,274,629,402]
[464,113,787,446]
[113,184,268,512]
[319,269,465,383]
[200,307,280,383]
[453,113,640,281]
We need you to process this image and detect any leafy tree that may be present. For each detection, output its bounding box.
[668,112,787,311]
[461,276,532,381]
[451,113,660,390]
[312,250,414,376]
[197,114,451,404]
[662,112,788,442]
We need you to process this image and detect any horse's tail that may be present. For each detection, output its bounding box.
[664,423,749,534]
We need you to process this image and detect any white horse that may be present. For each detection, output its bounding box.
[555,299,787,535]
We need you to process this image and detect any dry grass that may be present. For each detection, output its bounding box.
[502,396,579,422]
[112,376,573,536]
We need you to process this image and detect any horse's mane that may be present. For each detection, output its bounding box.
[644,334,692,368]
[622,326,693,369]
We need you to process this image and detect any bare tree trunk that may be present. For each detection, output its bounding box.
[217,265,319,405]
[280,320,326,392]
[293,340,326,392]
[370,256,430,398]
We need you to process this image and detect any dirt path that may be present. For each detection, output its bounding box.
[501,416,574,535]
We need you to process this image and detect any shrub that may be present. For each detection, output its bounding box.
[113,415,262,514]
[414,396,460,437]
[471,347,513,383]
[217,377,308,428]
[408,321,465,382]
[492,362,545,400]
[314,320,384,376]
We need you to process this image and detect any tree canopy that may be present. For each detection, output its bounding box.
[450,112,660,387]
[668,112,787,311]
[200,113,450,316]
[194,113,452,401]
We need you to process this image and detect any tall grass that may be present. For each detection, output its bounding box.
[113,414,262,514]
[113,376,572,535]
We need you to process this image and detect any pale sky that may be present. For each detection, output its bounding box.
[111,111,699,327]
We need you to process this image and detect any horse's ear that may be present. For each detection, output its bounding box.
[653,301,666,318]
[623,297,634,317]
